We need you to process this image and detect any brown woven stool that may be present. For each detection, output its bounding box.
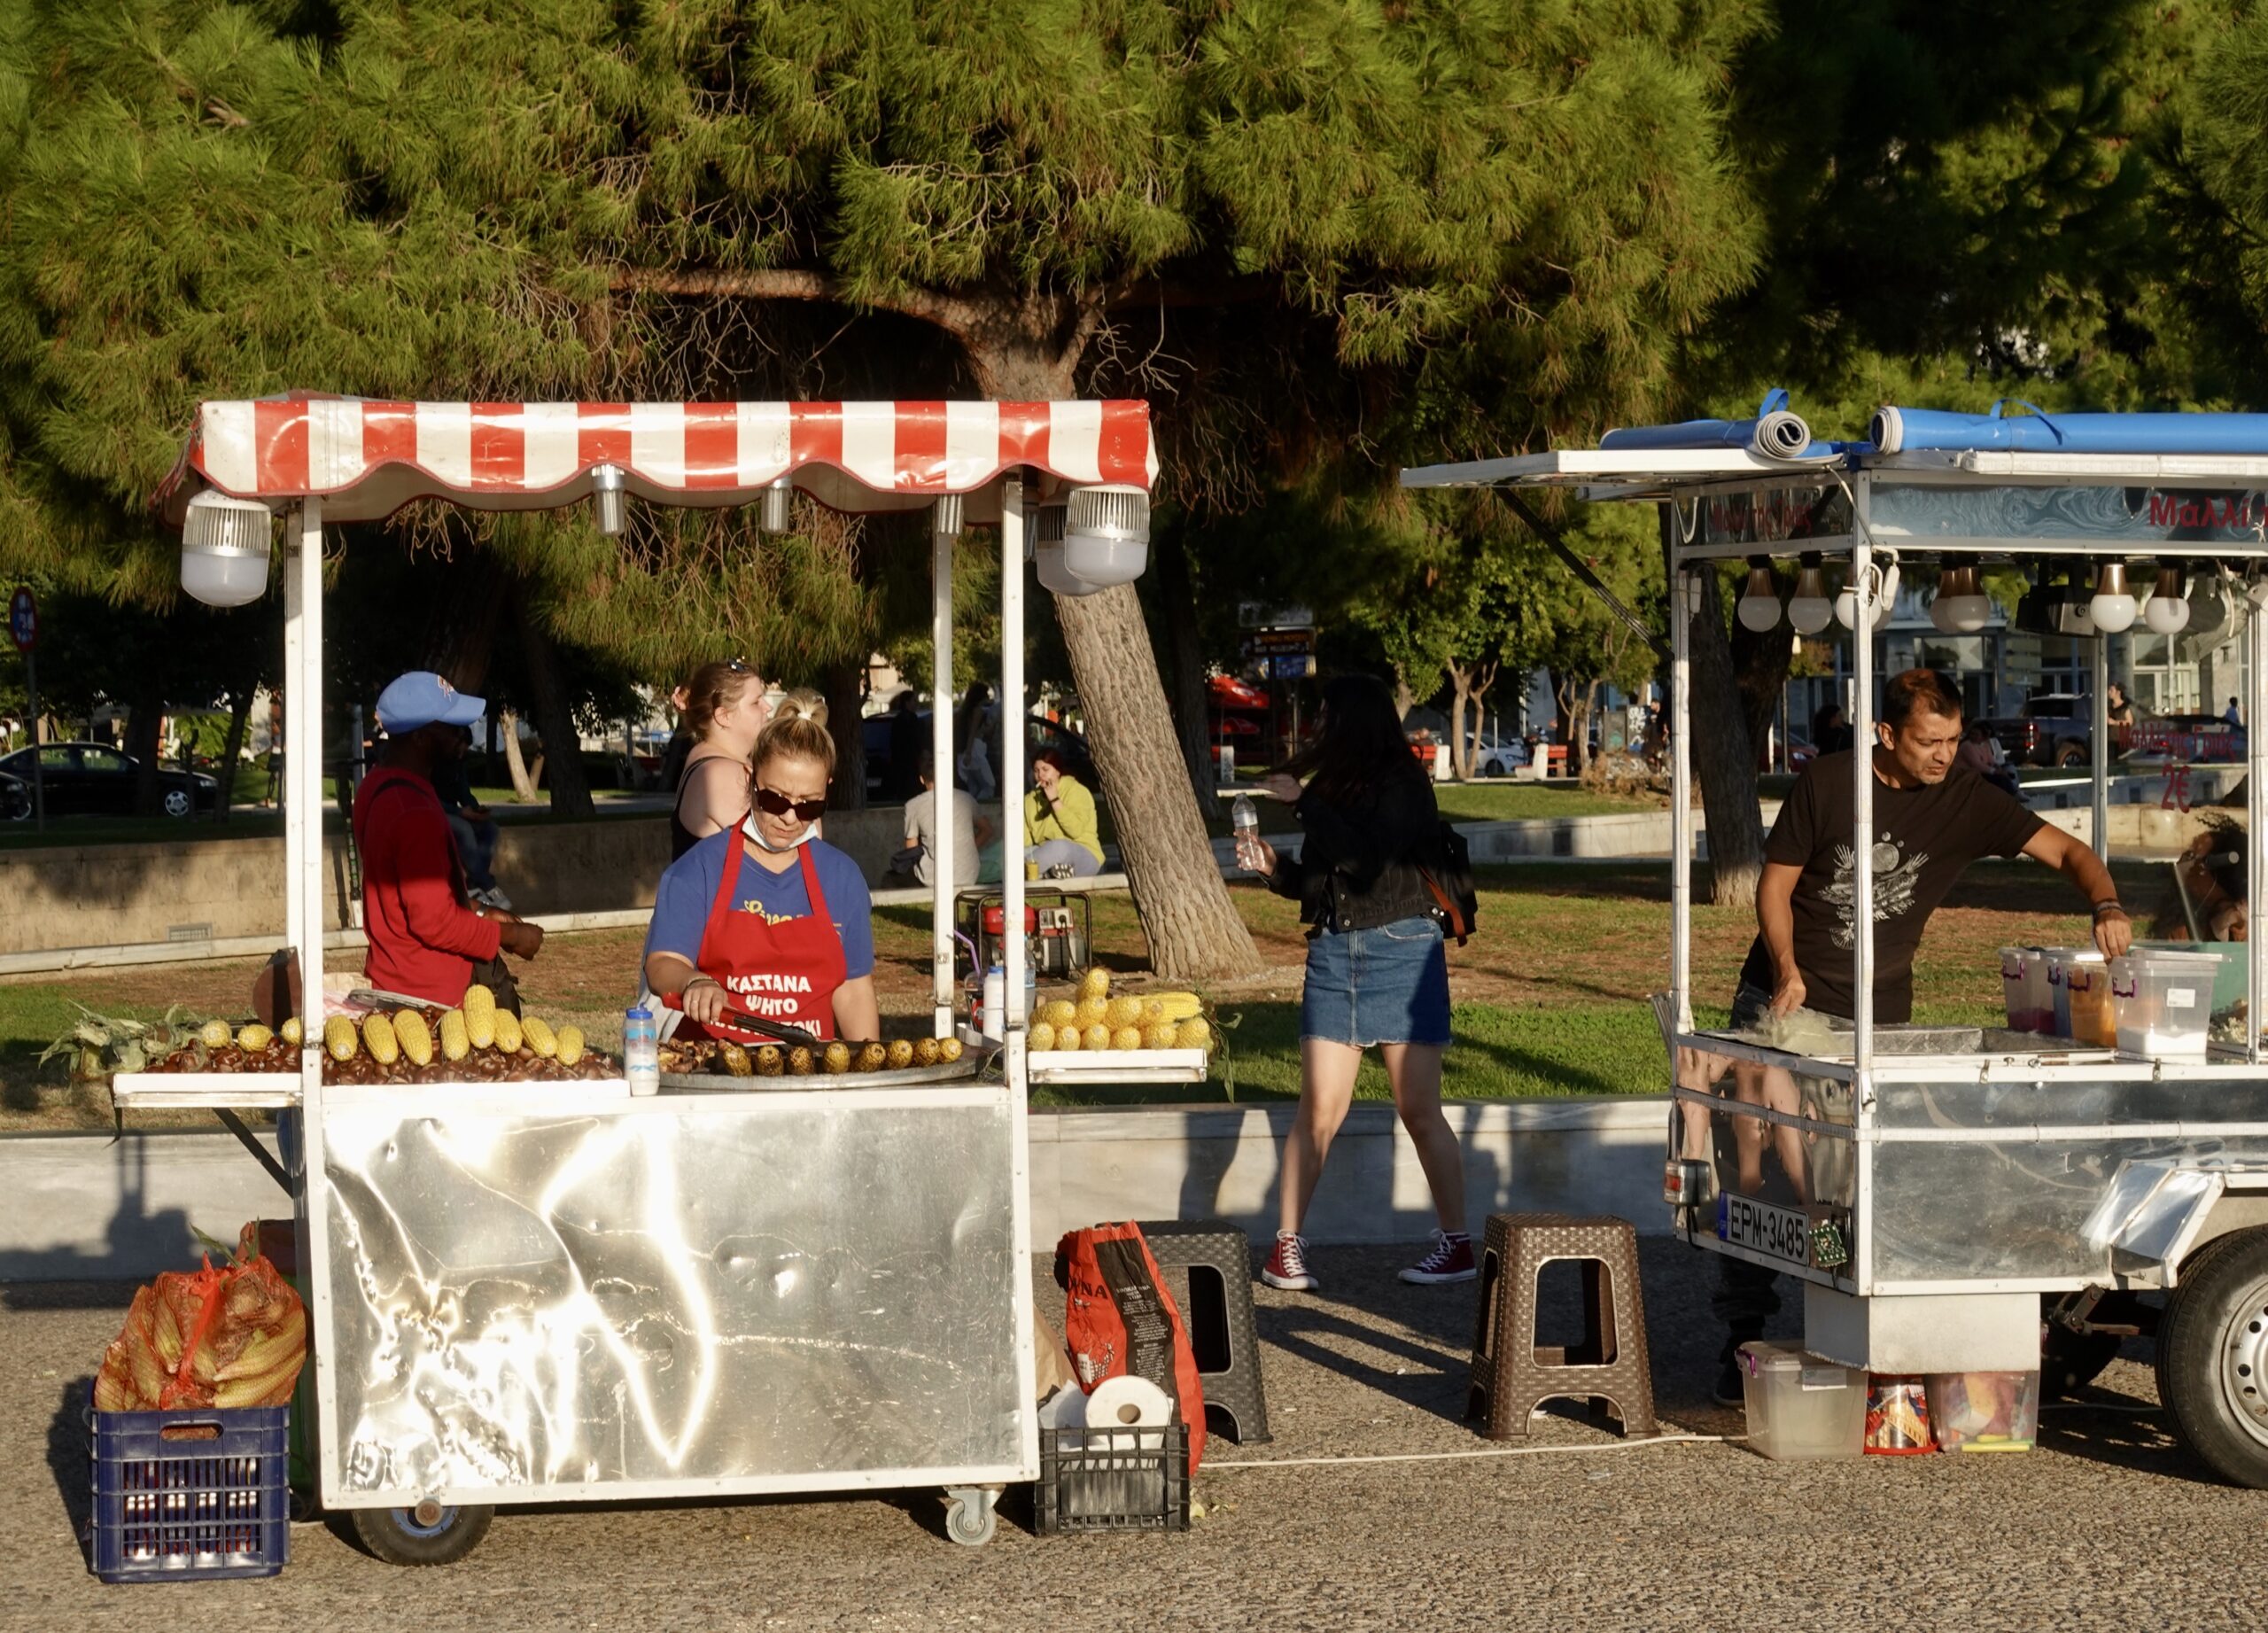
[1464,1213,1657,1441]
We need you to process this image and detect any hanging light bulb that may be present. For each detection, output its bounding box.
[1787,553,1834,636]
[2087,560,2137,634]
[2144,558,2191,635]
[1834,557,1898,631]
[1929,568,1961,634]
[1736,557,1782,633]
[1938,565,1993,634]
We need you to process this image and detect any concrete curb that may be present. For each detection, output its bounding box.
[0,1097,1671,1281]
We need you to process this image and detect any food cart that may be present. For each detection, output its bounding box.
[1405,404,2268,1486]
[113,395,1210,1562]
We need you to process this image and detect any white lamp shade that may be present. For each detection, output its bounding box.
[1736,594,1782,633]
[2143,595,2191,635]
[1059,484,1150,587]
[1942,595,1992,634]
[1036,540,1101,596]
[179,491,275,607]
[1788,595,1834,636]
[2087,592,2137,634]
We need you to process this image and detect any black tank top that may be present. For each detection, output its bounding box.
[670,755,743,860]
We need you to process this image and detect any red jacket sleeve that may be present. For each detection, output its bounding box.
[388,805,502,960]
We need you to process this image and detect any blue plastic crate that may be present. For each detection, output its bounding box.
[89,1407,290,1583]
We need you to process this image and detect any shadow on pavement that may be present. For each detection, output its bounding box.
[47,1373,93,1562]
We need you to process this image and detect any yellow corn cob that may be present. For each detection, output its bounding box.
[214,1318,307,1382]
[719,1042,752,1077]
[200,1020,232,1050]
[361,1012,400,1065]
[393,1009,434,1066]
[1178,1017,1213,1052]
[324,1014,360,1062]
[439,1009,470,1061]
[1141,1022,1178,1050]
[555,1025,585,1066]
[280,1016,304,1046]
[237,1023,274,1053]
[1029,1022,1057,1053]
[1153,991,1204,1023]
[1110,1025,1142,1051]
[462,984,497,1048]
[492,1008,524,1054]
[522,1016,558,1058]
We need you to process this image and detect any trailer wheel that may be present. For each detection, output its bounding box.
[350,1501,494,1566]
[2157,1228,2268,1488]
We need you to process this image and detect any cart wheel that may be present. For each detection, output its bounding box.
[2156,1228,2268,1488]
[350,1500,495,1566]
[944,1489,997,1548]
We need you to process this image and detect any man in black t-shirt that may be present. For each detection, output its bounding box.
[1700,668,2132,1404]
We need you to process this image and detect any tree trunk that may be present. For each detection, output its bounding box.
[214,686,254,824]
[1153,525,1219,810]
[1468,662,1498,774]
[1680,546,1767,906]
[1447,665,1473,781]
[1393,673,1417,721]
[516,593,595,819]
[425,545,509,692]
[824,657,868,811]
[499,709,541,803]
[125,665,166,817]
[1728,571,1795,774]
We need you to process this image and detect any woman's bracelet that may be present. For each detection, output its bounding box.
[2093,900,2126,918]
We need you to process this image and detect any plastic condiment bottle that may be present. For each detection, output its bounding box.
[982,966,1006,1042]
[624,1004,660,1096]
[1231,792,1260,871]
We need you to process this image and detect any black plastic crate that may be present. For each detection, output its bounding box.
[1035,1422,1190,1535]
[89,1407,290,1583]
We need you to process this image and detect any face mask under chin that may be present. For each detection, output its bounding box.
[744,813,818,852]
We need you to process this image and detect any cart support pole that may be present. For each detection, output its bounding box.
[2249,588,2266,1065]
[931,507,956,1035]
[1000,478,1026,1029]
[1662,506,1691,1032]
[2091,637,2109,862]
[284,498,324,1083]
[1851,502,1875,1084]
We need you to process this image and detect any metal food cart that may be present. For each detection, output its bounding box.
[1405,405,2268,1486]
[112,396,1210,1562]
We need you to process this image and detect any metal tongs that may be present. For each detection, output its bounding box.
[656,991,822,1051]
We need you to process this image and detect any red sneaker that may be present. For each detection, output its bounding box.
[1400,1230,1477,1285]
[1261,1231,1318,1291]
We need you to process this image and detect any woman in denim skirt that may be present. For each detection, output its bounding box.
[1238,674,1472,1290]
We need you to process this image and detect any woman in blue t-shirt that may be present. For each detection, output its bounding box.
[642,696,880,1042]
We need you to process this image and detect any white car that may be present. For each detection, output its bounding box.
[1471,735,1530,777]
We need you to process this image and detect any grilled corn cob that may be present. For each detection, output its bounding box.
[462,984,497,1049]
[523,1016,558,1058]
[439,1009,470,1061]
[361,1012,400,1065]
[492,1008,524,1055]
[324,1015,360,1062]
[393,1009,434,1066]
[555,1025,585,1066]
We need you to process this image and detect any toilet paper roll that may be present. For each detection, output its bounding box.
[1082,1374,1171,1450]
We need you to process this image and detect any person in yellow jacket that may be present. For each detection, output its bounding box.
[1024,750,1103,878]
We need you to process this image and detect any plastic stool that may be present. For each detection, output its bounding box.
[1464,1213,1657,1442]
[1133,1219,1273,1444]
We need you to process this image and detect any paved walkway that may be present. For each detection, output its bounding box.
[5,1242,2259,1631]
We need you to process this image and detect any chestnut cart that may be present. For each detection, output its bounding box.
[1405,406,2268,1485]
[109,397,1210,1562]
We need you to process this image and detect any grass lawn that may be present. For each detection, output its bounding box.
[0,854,2158,1128]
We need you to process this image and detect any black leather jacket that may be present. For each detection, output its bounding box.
[1267,774,1441,933]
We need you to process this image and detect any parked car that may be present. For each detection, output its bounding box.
[859,712,1097,801]
[1980,695,2127,769]
[0,768,28,821]
[1469,734,1531,776]
[0,742,220,818]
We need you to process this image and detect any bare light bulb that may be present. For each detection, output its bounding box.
[1736,560,1781,633]
[2088,560,2137,634]
[1938,566,1992,634]
[1787,557,1833,636]
[2144,559,2190,635]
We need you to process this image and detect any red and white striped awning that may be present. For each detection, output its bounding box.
[161,394,1156,524]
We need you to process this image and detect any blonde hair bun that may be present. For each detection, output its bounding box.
[756,688,837,777]
[773,687,829,728]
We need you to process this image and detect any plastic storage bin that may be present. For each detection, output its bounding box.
[2110,950,2223,1057]
[1035,1423,1191,1535]
[2061,959,2117,1048]
[1736,1341,1866,1460]
[89,1406,290,1583]
[1925,1370,2040,1452]
[2134,939,2249,1020]
[2000,947,2050,1033]
[2046,948,2104,1040]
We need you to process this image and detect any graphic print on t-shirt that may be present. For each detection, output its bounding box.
[1820,834,1930,950]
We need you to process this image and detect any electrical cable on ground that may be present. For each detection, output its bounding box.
[1206,1433,1736,1471]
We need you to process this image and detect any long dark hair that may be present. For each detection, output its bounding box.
[1274,673,1425,805]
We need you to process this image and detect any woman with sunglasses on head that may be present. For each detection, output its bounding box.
[670,658,773,862]
[642,696,882,1044]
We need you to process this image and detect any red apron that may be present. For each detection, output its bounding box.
[680,836,848,1044]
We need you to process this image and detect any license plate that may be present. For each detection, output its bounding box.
[1717,1194,1813,1268]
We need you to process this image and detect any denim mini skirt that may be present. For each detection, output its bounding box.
[1300,914,1452,1047]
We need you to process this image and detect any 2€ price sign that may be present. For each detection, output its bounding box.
[7,587,32,655]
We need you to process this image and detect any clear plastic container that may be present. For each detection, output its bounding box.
[2046,948,2104,1039]
[2062,959,2117,1048]
[2000,947,2051,1033]
[2110,950,2223,1057]
[1925,1370,2040,1452]
[624,1005,659,1096]
[1737,1341,1866,1460]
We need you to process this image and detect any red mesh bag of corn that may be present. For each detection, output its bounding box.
[93,1222,307,1413]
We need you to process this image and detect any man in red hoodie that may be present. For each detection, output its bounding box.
[353,673,543,1006]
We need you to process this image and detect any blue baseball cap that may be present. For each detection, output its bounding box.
[376,672,485,734]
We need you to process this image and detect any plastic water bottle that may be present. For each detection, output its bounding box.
[982,966,1006,1042]
[624,1004,659,1096]
[1231,792,1260,872]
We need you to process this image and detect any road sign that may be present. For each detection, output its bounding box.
[1239,627,1315,660]
[7,587,32,653]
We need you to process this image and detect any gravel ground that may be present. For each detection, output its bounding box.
[4,1241,2261,1633]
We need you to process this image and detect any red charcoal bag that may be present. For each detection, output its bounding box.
[1054,1222,1207,1474]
